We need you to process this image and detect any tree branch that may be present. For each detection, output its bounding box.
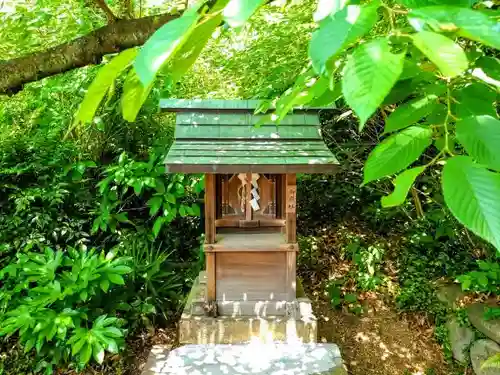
[0,13,181,95]
[94,0,118,22]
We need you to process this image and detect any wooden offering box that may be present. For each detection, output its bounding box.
[162,99,338,317]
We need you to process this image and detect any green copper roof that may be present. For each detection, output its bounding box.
[162,99,339,173]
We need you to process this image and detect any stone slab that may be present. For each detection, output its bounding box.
[468,304,500,344]
[142,343,346,375]
[470,339,500,375]
[179,314,317,344]
[446,318,475,363]
[436,283,466,309]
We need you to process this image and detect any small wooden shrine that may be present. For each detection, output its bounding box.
[162,99,338,319]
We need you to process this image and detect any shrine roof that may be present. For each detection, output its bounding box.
[161,99,339,173]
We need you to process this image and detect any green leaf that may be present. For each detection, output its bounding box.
[104,327,123,338]
[382,166,426,207]
[166,13,222,88]
[456,116,500,171]
[155,179,166,194]
[80,290,88,301]
[364,126,433,184]
[153,217,166,237]
[121,68,153,122]
[71,337,86,357]
[313,0,348,22]
[344,293,358,303]
[132,180,143,196]
[134,5,202,86]
[454,84,497,119]
[165,193,176,204]
[475,56,500,85]
[442,156,500,251]
[409,7,500,50]
[308,81,343,107]
[309,1,380,75]
[80,343,92,365]
[342,38,405,129]
[411,31,468,78]
[147,196,163,216]
[397,0,476,8]
[274,71,333,121]
[100,279,110,293]
[74,48,138,125]
[223,0,265,27]
[482,353,500,369]
[108,273,125,285]
[384,94,439,133]
[93,342,105,364]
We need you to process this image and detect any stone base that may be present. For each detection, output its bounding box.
[179,272,317,344]
[142,343,346,375]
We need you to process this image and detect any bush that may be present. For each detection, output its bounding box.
[0,247,130,374]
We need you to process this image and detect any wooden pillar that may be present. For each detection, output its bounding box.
[204,173,216,303]
[285,174,297,243]
[282,173,297,299]
[205,174,216,244]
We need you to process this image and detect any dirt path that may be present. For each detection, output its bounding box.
[312,295,451,375]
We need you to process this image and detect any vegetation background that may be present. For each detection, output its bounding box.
[0,0,498,374]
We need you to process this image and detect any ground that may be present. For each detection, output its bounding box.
[125,294,454,375]
[314,292,451,375]
[123,253,458,375]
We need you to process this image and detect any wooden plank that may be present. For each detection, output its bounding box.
[215,252,288,301]
[204,242,297,252]
[215,218,285,228]
[285,174,297,243]
[204,174,216,244]
[206,252,216,302]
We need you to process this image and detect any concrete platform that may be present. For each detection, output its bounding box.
[142,343,346,375]
[179,272,317,344]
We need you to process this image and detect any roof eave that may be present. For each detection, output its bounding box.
[165,163,340,174]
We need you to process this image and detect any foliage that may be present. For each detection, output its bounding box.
[457,260,500,294]
[81,0,500,254]
[482,353,500,369]
[0,247,129,373]
[345,240,386,291]
[434,324,454,363]
[2,0,500,373]
[94,151,203,237]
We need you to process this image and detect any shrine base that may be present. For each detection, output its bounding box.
[179,271,317,344]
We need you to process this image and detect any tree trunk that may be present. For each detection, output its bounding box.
[0,13,180,95]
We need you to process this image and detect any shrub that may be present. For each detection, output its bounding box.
[0,247,131,374]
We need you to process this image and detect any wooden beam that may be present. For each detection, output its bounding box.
[204,174,216,244]
[285,174,297,243]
